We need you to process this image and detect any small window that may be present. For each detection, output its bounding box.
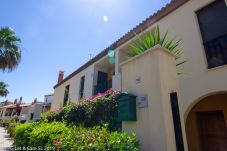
[30,113,34,120]
[79,76,85,99]
[63,85,70,106]
[197,0,227,68]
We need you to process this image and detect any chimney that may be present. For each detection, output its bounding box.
[19,97,23,104]
[58,70,64,83]
[34,98,37,103]
[14,99,18,104]
[4,100,8,105]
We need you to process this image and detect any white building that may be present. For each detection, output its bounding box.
[51,0,227,150]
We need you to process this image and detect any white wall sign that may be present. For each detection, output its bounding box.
[135,76,141,84]
[137,94,148,108]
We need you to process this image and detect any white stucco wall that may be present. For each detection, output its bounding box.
[116,0,227,120]
[19,106,30,122]
[44,95,53,104]
[52,0,227,120]
[156,0,227,118]
[27,103,44,121]
[51,65,95,110]
[121,47,188,151]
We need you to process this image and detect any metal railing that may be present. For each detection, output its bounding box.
[204,34,227,68]
[94,80,112,95]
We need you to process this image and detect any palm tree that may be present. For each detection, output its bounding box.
[0,27,21,72]
[129,26,187,74]
[129,27,182,59]
[0,81,9,97]
[0,27,22,97]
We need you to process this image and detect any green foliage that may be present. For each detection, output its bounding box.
[41,110,59,122]
[13,122,139,151]
[129,26,182,59]
[6,122,17,137]
[41,89,122,131]
[29,122,73,149]
[70,125,139,151]
[1,118,17,137]
[0,81,9,97]
[2,118,14,127]
[13,122,37,147]
[0,26,21,72]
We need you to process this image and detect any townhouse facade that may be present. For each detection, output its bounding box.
[19,95,53,122]
[51,0,227,150]
[0,98,23,121]
[0,94,53,123]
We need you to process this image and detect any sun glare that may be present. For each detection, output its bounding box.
[103,15,108,22]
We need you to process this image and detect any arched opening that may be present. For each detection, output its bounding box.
[186,93,227,151]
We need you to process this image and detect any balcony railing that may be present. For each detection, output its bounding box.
[94,80,112,95]
[204,34,227,68]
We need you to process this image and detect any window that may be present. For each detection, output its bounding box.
[197,0,227,68]
[79,76,85,99]
[63,85,70,106]
[94,71,108,94]
[30,113,34,120]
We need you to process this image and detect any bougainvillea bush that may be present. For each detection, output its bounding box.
[41,89,122,131]
[13,122,139,151]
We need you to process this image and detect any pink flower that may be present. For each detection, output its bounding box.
[55,108,61,113]
[83,88,121,102]
[53,141,61,146]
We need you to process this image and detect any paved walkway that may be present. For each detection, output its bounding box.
[0,127,13,151]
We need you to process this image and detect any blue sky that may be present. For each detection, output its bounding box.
[0,0,170,102]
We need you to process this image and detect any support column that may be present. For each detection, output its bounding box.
[121,46,188,151]
[112,49,122,90]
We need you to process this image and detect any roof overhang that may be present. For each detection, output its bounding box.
[53,0,190,89]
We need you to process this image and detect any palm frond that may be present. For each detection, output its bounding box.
[128,26,187,74]
[0,81,9,97]
[0,26,21,72]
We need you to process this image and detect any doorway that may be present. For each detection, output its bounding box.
[186,93,227,151]
[197,111,227,151]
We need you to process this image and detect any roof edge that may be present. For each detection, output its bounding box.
[54,0,190,89]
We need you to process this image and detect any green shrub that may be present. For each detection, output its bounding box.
[13,122,139,151]
[29,122,74,149]
[6,122,17,137]
[41,110,59,122]
[13,122,37,147]
[41,89,122,131]
[70,125,139,151]
[2,118,14,127]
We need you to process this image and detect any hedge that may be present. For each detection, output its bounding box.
[41,89,122,131]
[13,122,139,151]
[6,122,17,137]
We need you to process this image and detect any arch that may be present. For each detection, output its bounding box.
[185,91,227,151]
[184,90,227,120]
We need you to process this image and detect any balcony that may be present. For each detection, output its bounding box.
[93,56,115,95]
[94,80,112,95]
[204,34,227,69]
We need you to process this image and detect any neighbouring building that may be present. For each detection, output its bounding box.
[0,95,53,123]
[0,100,13,107]
[42,94,53,112]
[19,98,49,122]
[26,99,44,122]
[18,103,31,123]
[51,0,227,150]
[0,97,23,121]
